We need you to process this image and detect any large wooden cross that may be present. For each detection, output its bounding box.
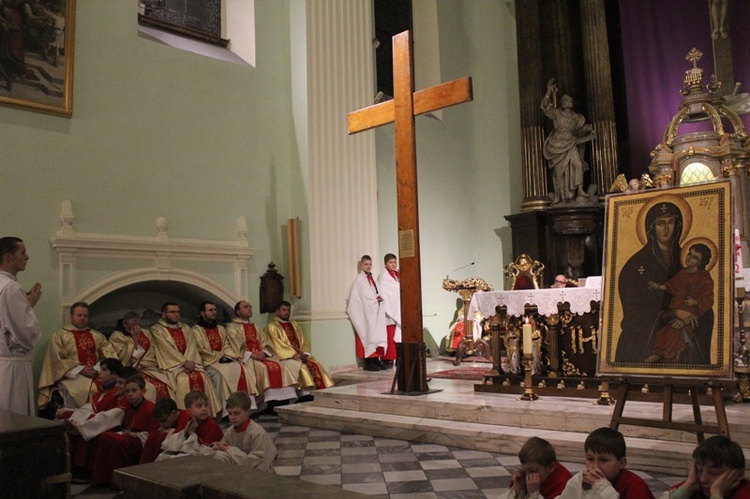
[348,30,473,393]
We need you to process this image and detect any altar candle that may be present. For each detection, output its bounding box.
[522,322,533,354]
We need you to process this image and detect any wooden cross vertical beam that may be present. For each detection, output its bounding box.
[347,30,472,393]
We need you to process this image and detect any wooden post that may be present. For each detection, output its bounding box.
[348,31,473,393]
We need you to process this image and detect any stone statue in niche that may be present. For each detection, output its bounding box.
[541,78,597,206]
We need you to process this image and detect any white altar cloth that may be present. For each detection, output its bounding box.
[468,287,602,318]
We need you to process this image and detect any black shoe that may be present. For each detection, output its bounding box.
[363,358,381,371]
[375,358,388,370]
[383,360,394,369]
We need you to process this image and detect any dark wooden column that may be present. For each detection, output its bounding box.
[516,0,548,211]
[579,0,619,200]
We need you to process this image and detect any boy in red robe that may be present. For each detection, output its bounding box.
[91,374,157,488]
[557,427,654,498]
[156,390,224,460]
[666,435,750,499]
[67,361,131,483]
[507,436,572,498]
[139,397,188,464]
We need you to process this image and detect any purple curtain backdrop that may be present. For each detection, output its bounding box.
[620,0,750,175]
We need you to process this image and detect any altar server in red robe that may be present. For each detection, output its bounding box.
[377,253,401,368]
[139,397,189,464]
[665,435,750,499]
[91,374,157,488]
[156,390,224,460]
[346,255,387,371]
[507,436,572,498]
[557,427,654,499]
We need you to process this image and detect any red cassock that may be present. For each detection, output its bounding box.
[70,387,129,471]
[91,399,157,488]
[612,468,655,499]
[139,410,190,464]
[508,462,572,499]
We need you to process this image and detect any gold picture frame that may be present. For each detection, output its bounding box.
[0,0,75,116]
[598,181,733,379]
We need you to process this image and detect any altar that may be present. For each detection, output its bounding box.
[469,286,601,378]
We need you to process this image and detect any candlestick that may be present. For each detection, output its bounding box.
[518,354,539,401]
[522,322,533,354]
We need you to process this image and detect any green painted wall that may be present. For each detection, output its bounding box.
[0,0,301,377]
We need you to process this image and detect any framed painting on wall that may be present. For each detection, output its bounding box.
[0,0,75,116]
[597,181,733,379]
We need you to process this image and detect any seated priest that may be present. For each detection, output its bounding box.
[192,301,258,415]
[264,301,334,393]
[109,311,174,403]
[149,302,222,416]
[38,301,119,411]
[225,300,298,405]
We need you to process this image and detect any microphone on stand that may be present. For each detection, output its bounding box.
[452,262,475,272]
[447,262,476,279]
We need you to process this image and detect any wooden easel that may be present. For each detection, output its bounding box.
[608,378,731,442]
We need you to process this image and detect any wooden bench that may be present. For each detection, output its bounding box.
[114,456,366,498]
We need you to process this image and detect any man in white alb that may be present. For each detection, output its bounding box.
[0,237,42,415]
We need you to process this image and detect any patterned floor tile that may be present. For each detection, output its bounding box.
[69,409,689,499]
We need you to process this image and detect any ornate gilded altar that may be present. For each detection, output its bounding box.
[469,287,604,397]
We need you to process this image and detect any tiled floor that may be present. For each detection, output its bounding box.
[71,412,684,498]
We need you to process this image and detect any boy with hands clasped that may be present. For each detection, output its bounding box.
[557,427,655,498]
[507,436,572,498]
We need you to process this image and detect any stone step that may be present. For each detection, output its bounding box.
[275,402,697,475]
[308,378,750,447]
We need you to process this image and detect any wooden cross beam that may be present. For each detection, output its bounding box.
[347,30,473,393]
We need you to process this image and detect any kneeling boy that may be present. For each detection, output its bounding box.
[213,391,277,472]
[558,427,654,498]
[507,436,572,498]
[664,435,749,499]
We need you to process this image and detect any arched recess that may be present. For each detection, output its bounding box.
[74,268,237,333]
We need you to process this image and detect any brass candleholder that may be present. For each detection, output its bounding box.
[595,381,616,406]
[518,354,539,401]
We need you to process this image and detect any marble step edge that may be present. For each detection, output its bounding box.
[275,403,698,475]
[310,389,750,446]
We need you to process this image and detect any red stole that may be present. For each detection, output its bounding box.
[242,323,262,352]
[167,326,204,391]
[242,322,282,386]
[72,329,98,366]
[136,332,151,352]
[203,326,223,351]
[167,327,188,355]
[388,269,400,281]
[279,322,301,352]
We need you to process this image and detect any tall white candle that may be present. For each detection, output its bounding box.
[522,323,533,354]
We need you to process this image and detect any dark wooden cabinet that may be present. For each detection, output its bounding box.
[506,206,604,284]
[0,410,68,499]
